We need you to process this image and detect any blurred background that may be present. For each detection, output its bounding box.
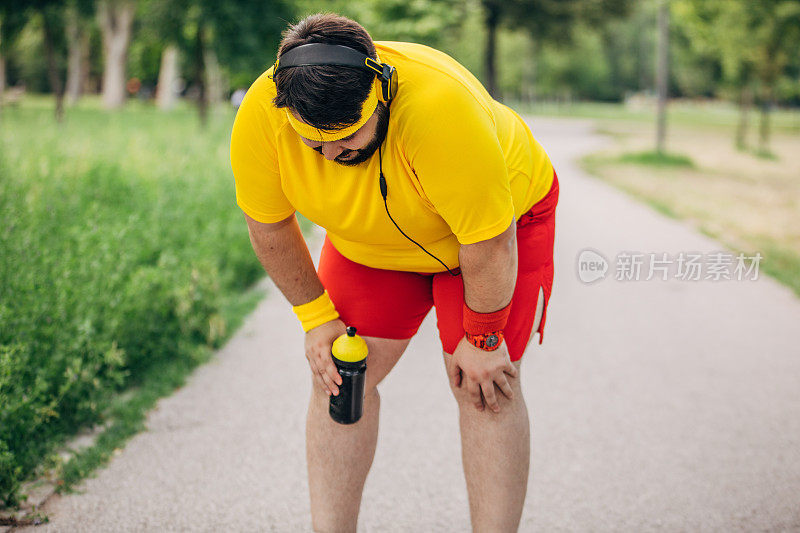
[1,0,799,520]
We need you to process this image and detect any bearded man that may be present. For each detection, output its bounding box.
[230,13,559,533]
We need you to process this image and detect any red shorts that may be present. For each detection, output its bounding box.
[319,172,559,361]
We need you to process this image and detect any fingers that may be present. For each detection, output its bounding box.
[504,360,518,379]
[447,357,462,389]
[320,366,340,396]
[307,350,342,396]
[482,381,501,413]
[320,354,342,395]
[313,370,329,395]
[497,377,514,401]
[466,378,484,411]
[306,357,330,395]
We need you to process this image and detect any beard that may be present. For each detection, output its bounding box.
[315,103,390,167]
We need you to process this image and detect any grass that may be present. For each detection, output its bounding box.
[512,99,800,133]
[0,96,274,509]
[578,113,800,297]
[618,151,694,168]
[754,148,779,160]
[55,284,265,494]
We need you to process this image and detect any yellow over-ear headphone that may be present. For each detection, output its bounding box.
[274,43,397,103]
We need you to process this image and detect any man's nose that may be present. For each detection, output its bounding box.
[321,142,343,160]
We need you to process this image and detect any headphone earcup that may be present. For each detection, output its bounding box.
[379,65,397,103]
[379,80,390,103]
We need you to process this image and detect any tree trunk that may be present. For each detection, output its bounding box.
[80,31,92,94]
[639,12,650,92]
[41,11,65,122]
[0,53,5,115]
[0,23,5,115]
[601,28,621,100]
[655,0,669,154]
[483,1,500,99]
[98,1,135,109]
[522,36,538,103]
[194,24,207,126]
[156,44,179,110]
[735,84,752,150]
[759,86,773,154]
[204,48,224,105]
[65,10,86,105]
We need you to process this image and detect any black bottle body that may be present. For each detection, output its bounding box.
[329,356,367,425]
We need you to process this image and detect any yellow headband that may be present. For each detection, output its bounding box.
[285,78,379,142]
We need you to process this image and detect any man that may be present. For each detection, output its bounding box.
[230,13,558,532]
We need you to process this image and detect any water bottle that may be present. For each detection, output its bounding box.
[330,326,368,424]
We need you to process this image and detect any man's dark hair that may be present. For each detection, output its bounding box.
[273,13,377,130]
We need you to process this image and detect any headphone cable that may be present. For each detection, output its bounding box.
[378,144,460,277]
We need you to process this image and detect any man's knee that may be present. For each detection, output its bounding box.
[445,356,523,409]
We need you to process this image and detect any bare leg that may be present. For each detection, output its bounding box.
[307,385,379,532]
[446,357,529,532]
[307,337,409,533]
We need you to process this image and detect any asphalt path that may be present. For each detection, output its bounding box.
[18,118,800,532]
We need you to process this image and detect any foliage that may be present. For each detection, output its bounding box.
[3,0,800,107]
[295,0,465,47]
[673,0,800,149]
[678,1,800,96]
[0,101,263,506]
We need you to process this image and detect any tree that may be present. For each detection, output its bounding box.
[150,0,291,125]
[0,7,28,113]
[135,0,184,109]
[675,0,800,153]
[0,16,8,112]
[64,1,94,104]
[750,1,800,154]
[1,0,70,121]
[155,43,178,109]
[41,4,66,120]
[479,0,631,99]
[97,0,135,109]
[655,0,669,154]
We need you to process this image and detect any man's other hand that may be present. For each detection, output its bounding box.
[448,336,517,413]
[305,318,347,396]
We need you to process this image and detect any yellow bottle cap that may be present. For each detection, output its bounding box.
[332,327,368,363]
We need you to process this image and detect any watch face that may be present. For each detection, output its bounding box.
[485,334,499,348]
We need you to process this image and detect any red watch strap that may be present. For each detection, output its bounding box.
[466,331,505,351]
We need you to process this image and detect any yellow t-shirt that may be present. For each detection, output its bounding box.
[231,41,553,273]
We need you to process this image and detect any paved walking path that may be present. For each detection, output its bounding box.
[19,118,800,532]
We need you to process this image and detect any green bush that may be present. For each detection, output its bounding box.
[0,101,263,506]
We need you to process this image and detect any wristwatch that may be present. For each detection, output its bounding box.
[465,331,504,351]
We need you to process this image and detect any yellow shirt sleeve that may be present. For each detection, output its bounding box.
[230,82,295,223]
[402,81,515,245]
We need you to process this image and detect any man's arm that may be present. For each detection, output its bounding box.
[448,219,519,413]
[458,219,517,313]
[244,212,344,396]
[244,212,324,305]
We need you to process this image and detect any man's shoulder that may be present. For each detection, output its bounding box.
[381,42,495,143]
[376,41,473,86]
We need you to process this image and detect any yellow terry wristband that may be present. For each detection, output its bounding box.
[292,291,340,332]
